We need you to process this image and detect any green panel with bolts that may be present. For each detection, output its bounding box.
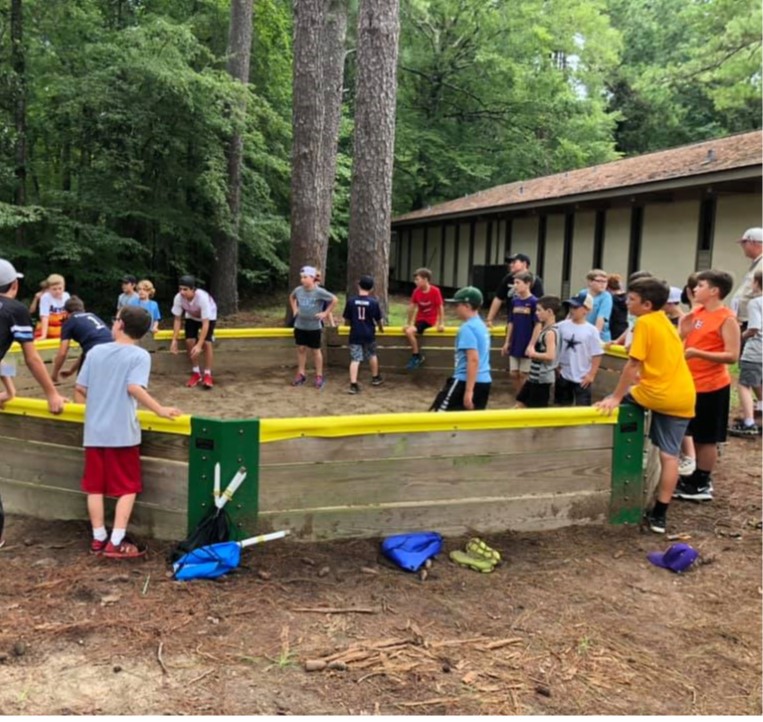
[187,416,260,538]
[609,403,645,524]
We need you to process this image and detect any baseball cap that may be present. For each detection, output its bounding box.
[300,265,317,278]
[121,274,137,284]
[447,286,484,306]
[0,259,23,287]
[563,291,593,311]
[647,543,699,573]
[178,274,197,289]
[738,228,763,243]
[667,286,682,304]
[505,252,531,266]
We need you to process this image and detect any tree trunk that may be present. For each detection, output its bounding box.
[211,0,254,316]
[346,0,400,318]
[288,0,326,298]
[11,0,26,221]
[315,0,349,279]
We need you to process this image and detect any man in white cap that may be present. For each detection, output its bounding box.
[731,227,763,325]
[0,259,66,548]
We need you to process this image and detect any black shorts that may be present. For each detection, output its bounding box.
[415,320,433,335]
[294,328,322,349]
[687,385,730,444]
[516,381,552,408]
[185,318,216,342]
[554,376,592,407]
[430,377,491,412]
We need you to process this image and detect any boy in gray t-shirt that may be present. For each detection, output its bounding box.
[730,270,762,436]
[75,306,181,559]
[289,266,337,389]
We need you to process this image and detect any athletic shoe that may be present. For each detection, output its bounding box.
[291,373,307,387]
[103,540,146,559]
[645,509,666,534]
[678,455,696,477]
[728,421,760,437]
[186,372,202,388]
[371,375,384,386]
[347,382,360,395]
[409,355,425,370]
[315,375,325,389]
[90,538,108,555]
[673,479,713,502]
[202,373,214,390]
[405,356,417,371]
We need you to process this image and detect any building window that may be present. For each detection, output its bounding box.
[537,216,547,278]
[504,218,513,259]
[593,210,605,269]
[628,206,644,276]
[696,197,716,271]
[561,213,574,299]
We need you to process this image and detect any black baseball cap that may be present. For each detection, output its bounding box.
[178,274,198,289]
[505,253,531,266]
[121,274,137,284]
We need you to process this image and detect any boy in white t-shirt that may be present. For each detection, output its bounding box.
[35,273,71,339]
[169,275,218,389]
[730,270,762,436]
[555,291,603,406]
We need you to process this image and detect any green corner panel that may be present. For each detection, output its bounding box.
[609,403,645,525]
[187,416,260,539]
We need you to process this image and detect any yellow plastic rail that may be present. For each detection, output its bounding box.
[153,328,294,340]
[259,406,618,444]
[0,397,191,435]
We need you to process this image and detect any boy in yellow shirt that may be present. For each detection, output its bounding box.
[595,277,696,534]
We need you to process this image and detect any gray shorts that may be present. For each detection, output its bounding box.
[349,342,377,363]
[649,412,690,458]
[739,360,762,388]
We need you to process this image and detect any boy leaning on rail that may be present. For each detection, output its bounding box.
[75,306,182,559]
[595,277,696,535]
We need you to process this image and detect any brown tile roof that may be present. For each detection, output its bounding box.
[393,131,762,224]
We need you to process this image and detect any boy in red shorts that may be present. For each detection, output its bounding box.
[75,306,182,558]
[404,268,444,369]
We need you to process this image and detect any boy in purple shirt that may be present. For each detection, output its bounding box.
[501,271,540,393]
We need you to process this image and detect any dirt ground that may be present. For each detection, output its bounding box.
[0,431,760,715]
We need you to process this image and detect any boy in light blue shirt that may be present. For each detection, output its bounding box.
[430,286,492,411]
[581,269,613,342]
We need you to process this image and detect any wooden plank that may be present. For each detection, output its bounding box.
[259,424,613,465]
[0,480,185,540]
[259,448,610,511]
[0,438,188,509]
[257,490,611,540]
[0,415,188,462]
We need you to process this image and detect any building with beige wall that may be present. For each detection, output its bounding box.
[391,132,762,299]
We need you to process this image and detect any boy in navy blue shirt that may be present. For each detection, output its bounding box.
[343,275,384,394]
[50,297,113,384]
[431,286,492,411]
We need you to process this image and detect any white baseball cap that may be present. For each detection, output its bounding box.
[739,228,763,243]
[0,259,23,287]
[300,265,317,278]
[667,286,682,304]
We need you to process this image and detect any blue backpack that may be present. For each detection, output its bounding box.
[381,531,443,572]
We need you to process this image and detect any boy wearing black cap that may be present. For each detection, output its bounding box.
[170,275,218,389]
[343,275,384,394]
[485,253,544,328]
[430,286,491,411]
[117,275,140,312]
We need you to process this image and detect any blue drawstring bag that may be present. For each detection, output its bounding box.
[381,531,443,572]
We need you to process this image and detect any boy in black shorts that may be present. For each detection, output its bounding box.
[515,296,560,408]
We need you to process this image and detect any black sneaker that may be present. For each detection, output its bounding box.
[645,509,666,534]
[729,421,761,437]
[347,383,360,395]
[673,480,713,502]
[371,375,384,386]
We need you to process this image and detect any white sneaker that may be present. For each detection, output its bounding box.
[678,455,696,477]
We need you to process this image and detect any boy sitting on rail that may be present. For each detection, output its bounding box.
[595,277,696,535]
[404,268,444,370]
[343,275,384,395]
[515,296,561,409]
[430,286,491,411]
[50,297,112,384]
[75,306,181,558]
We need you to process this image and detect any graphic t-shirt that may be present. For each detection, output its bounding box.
[61,312,112,353]
[77,342,151,448]
[508,295,538,358]
[629,311,695,418]
[684,305,737,393]
[411,286,443,325]
[494,274,544,310]
[171,289,218,322]
[557,320,603,383]
[0,296,35,360]
[36,291,71,338]
[291,286,335,331]
[741,295,762,364]
[454,316,492,383]
[343,295,382,344]
[528,324,560,384]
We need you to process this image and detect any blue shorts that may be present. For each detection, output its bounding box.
[649,412,690,458]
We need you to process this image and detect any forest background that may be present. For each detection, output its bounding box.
[0,0,760,320]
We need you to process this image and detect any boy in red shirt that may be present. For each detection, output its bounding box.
[404,268,444,370]
[674,270,740,502]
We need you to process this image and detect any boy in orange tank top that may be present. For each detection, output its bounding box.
[674,270,740,502]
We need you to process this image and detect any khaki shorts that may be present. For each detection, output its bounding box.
[509,356,531,374]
